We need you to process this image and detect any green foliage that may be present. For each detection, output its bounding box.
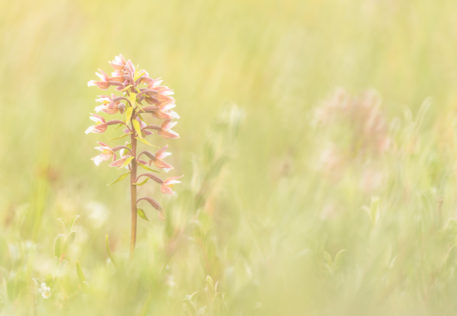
[137,208,149,221]
[121,157,134,169]
[125,106,133,124]
[137,162,159,173]
[108,172,130,185]
[132,120,142,138]
[2,0,457,315]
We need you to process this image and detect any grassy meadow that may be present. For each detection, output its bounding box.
[2,0,457,314]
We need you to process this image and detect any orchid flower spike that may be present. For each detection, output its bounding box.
[86,54,182,256]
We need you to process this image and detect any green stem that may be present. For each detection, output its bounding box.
[130,123,138,257]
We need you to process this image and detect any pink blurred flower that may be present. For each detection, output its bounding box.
[109,54,127,70]
[88,70,111,89]
[85,114,107,134]
[159,120,179,139]
[152,146,173,172]
[110,149,131,168]
[138,79,175,108]
[161,176,183,195]
[155,85,174,96]
[91,142,115,166]
[140,90,175,108]
[110,57,136,86]
[140,78,163,89]
[94,95,124,114]
[154,103,180,120]
[157,95,175,108]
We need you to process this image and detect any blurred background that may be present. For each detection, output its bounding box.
[2,0,457,314]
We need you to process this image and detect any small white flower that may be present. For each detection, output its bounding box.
[38,282,51,299]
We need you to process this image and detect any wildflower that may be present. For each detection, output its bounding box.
[155,103,180,120]
[91,142,114,166]
[109,54,127,70]
[96,95,112,104]
[38,282,51,299]
[87,69,111,89]
[159,120,179,139]
[152,146,173,172]
[145,78,163,89]
[87,55,181,255]
[85,114,107,134]
[156,93,175,108]
[137,80,175,108]
[161,176,183,195]
[94,95,125,114]
[110,149,131,168]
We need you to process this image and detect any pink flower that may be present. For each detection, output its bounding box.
[91,142,115,166]
[108,56,136,87]
[151,146,173,172]
[160,86,173,95]
[154,103,180,120]
[138,80,175,108]
[94,95,124,114]
[110,149,131,168]
[141,91,175,108]
[157,94,175,108]
[109,55,127,70]
[155,85,174,97]
[159,120,179,139]
[85,114,107,134]
[125,60,135,77]
[88,70,111,89]
[142,78,163,89]
[110,157,129,168]
[161,176,183,195]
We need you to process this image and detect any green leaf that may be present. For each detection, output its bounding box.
[76,262,86,284]
[137,137,153,146]
[133,178,149,186]
[137,208,149,221]
[70,215,80,232]
[67,231,76,244]
[363,196,380,227]
[125,106,133,123]
[120,84,133,92]
[129,92,137,106]
[121,156,135,168]
[111,133,130,141]
[137,102,145,112]
[206,275,215,289]
[57,218,67,231]
[134,71,145,82]
[133,120,142,138]
[138,163,159,173]
[108,172,130,185]
[54,234,65,258]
